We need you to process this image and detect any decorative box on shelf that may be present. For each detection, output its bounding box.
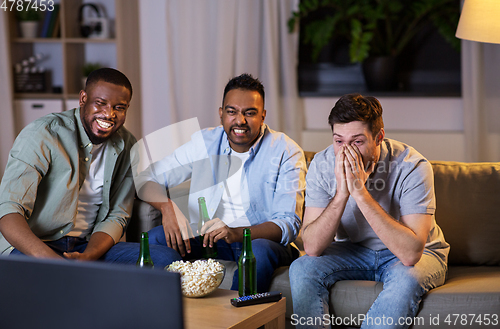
[14,71,51,93]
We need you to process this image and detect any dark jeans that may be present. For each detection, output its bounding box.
[148,225,299,292]
[10,236,182,269]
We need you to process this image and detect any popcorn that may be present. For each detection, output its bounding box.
[166,259,225,297]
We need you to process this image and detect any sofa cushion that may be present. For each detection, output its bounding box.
[219,259,238,290]
[399,266,500,329]
[431,161,500,266]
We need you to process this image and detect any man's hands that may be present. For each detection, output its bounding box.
[336,144,375,198]
[63,251,90,260]
[63,232,115,261]
[159,200,194,257]
[199,219,283,247]
[0,214,118,261]
[200,218,241,247]
[334,145,350,199]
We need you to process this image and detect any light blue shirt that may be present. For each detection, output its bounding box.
[135,124,306,245]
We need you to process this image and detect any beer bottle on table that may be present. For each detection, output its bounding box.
[198,197,218,258]
[136,232,154,268]
[238,228,257,296]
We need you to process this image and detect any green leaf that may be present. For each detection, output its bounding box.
[288,0,460,62]
[303,16,339,61]
[288,16,297,33]
[349,19,372,63]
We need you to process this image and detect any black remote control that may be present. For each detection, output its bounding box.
[230,291,282,307]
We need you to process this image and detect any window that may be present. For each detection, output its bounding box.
[295,1,461,97]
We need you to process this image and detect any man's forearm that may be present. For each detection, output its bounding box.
[302,144,350,256]
[137,181,171,206]
[352,189,427,265]
[63,231,117,261]
[0,213,62,258]
[140,181,174,226]
[80,232,116,260]
[239,222,282,243]
[302,195,348,256]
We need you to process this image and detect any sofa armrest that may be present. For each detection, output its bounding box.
[127,180,191,242]
[127,199,162,242]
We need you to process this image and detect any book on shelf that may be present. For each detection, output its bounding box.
[51,10,60,38]
[46,4,60,38]
[40,9,53,38]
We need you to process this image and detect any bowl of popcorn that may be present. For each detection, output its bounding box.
[165,259,225,297]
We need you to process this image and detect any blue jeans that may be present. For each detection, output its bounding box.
[289,242,447,329]
[10,236,182,269]
[148,225,299,292]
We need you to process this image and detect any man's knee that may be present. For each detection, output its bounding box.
[147,225,165,245]
[383,263,424,296]
[149,244,182,267]
[290,255,318,281]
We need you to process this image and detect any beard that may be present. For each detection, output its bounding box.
[81,118,113,145]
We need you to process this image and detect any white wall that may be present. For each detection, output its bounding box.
[301,97,466,161]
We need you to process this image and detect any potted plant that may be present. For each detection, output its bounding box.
[16,7,41,38]
[81,62,102,89]
[288,0,460,91]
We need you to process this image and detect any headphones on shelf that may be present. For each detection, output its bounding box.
[78,3,106,38]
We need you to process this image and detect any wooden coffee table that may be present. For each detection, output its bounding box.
[183,289,286,329]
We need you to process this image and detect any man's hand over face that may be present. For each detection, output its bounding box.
[335,145,350,199]
[343,144,375,196]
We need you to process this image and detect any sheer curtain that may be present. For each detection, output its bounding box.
[461,40,500,162]
[139,0,303,143]
[0,12,16,177]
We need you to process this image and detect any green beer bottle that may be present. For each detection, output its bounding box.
[238,228,257,296]
[136,232,154,268]
[198,197,218,258]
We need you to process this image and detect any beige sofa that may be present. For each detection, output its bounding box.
[129,160,500,328]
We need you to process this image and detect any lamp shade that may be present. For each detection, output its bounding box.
[456,0,500,44]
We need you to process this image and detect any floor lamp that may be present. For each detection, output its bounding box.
[456,0,500,44]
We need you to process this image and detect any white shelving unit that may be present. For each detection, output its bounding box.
[7,0,140,134]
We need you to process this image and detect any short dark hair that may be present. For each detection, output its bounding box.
[85,68,133,98]
[328,93,384,137]
[222,73,265,106]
